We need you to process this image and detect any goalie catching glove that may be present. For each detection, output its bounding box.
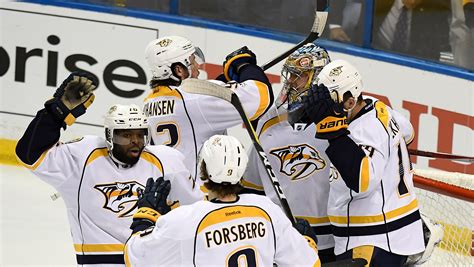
[289,83,349,140]
[223,46,257,82]
[44,72,97,128]
[130,177,171,233]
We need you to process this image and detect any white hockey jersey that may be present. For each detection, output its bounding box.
[143,80,271,182]
[327,97,424,256]
[18,135,204,265]
[244,106,335,250]
[125,194,320,266]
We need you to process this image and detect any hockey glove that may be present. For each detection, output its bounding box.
[130,177,171,233]
[303,84,349,140]
[294,218,318,251]
[223,46,257,82]
[44,72,97,128]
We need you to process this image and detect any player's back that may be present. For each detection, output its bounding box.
[125,194,320,266]
[144,81,272,180]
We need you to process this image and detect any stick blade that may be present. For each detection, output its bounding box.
[181,79,233,102]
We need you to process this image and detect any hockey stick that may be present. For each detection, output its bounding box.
[261,0,329,71]
[181,79,296,224]
[321,258,368,267]
[408,149,474,163]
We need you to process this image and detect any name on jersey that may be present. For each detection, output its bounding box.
[204,222,266,248]
[143,100,175,117]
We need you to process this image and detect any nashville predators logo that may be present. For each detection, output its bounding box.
[329,66,343,76]
[157,38,172,47]
[270,144,326,181]
[94,181,145,218]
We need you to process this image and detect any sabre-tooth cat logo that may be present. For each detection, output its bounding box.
[94,181,145,218]
[270,144,326,181]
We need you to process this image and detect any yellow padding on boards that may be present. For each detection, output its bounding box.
[0,139,20,166]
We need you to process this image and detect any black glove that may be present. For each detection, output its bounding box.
[44,72,97,129]
[294,218,318,250]
[223,46,257,82]
[130,177,171,233]
[302,83,349,140]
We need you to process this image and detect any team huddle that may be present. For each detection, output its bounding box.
[15,35,443,266]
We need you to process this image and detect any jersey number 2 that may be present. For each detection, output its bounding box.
[156,122,179,147]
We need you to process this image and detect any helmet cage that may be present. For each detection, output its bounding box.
[277,44,330,109]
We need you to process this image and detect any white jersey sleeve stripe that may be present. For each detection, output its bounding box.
[249,81,271,121]
[329,198,419,225]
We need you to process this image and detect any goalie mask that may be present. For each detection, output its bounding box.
[145,36,205,82]
[277,43,330,109]
[198,135,248,185]
[104,104,149,166]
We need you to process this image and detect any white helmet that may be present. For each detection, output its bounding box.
[104,104,149,151]
[317,59,363,103]
[199,135,248,185]
[145,36,205,82]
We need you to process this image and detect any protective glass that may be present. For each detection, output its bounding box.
[112,129,149,146]
[193,47,205,65]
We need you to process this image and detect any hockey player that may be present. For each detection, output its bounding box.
[289,59,426,265]
[143,36,273,182]
[243,43,337,263]
[15,72,203,265]
[125,135,321,266]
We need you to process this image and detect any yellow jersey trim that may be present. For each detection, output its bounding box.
[258,113,288,138]
[374,101,389,130]
[197,206,271,234]
[144,86,182,101]
[124,242,132,267]
[329,199,419,224]
[16,148,51,170]
[241,179,264,191]
[74,243,124,253]
[295,216,330,225]
[249,81,271,121]
[86,148,109,166]
[359,157,370,193]
[140,151,164,173]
